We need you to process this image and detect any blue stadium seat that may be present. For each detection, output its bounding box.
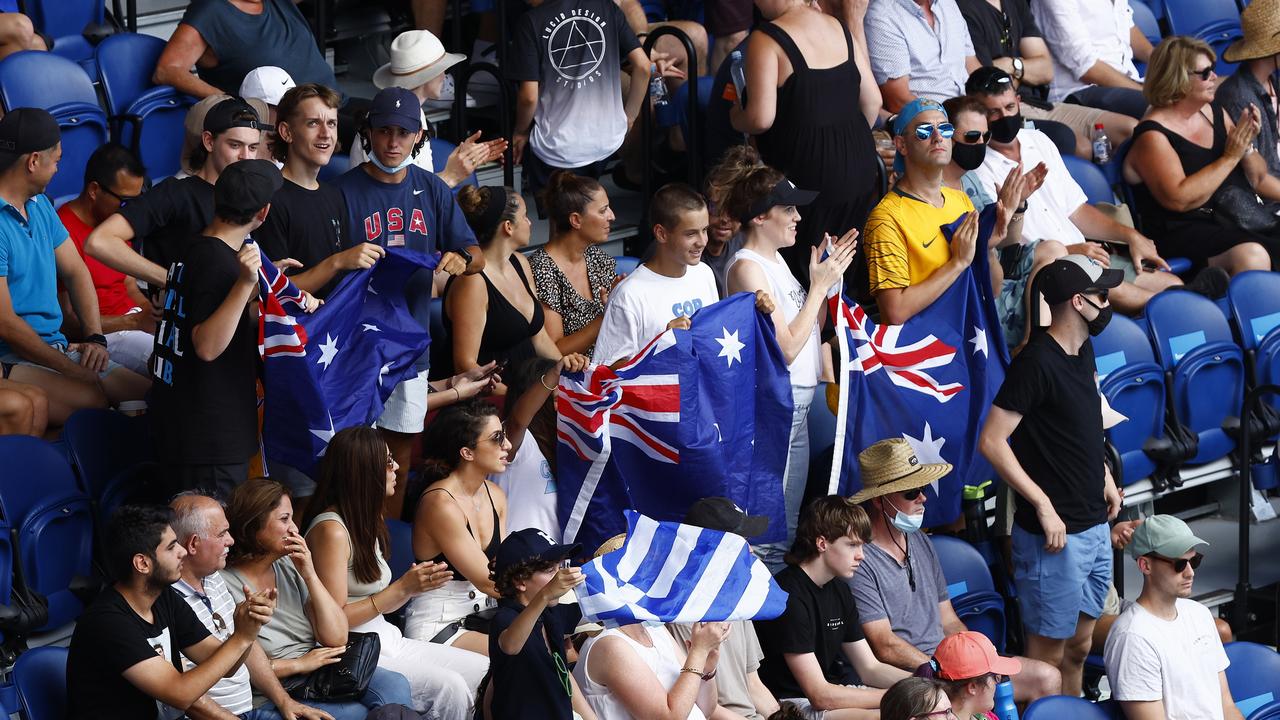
[62,409,164,532]
[386,518,414,580]
[13,645,67,720]
[1063,155,1116,205]
[1228,271,1280,393]
[1225,642,1280,717]
[614,256,642,276]
[1023,696,1117,719]
[1131,0,1163,48]
[1164,0,1242,74]
[1093,314,1171,485]
[429,137,477,190]
[0,436,96,631]
[22,0,106,74]
[96,33,195,181]
[931,535,1006,651]
[318,153,352,184]
[1145,291,1245,465]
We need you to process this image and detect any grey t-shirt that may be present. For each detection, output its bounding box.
[849,533,950,656]
[222,558,316,661]
[669,620,766,720]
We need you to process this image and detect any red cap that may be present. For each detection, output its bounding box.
[933,632,1022,680]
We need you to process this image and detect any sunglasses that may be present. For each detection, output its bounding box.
[959,130,991,144]
[999,12,1012,50]
[980,74,1014,94]
[1148,552,1204,573]
[912,123,955,141]
[210,611,228,634]
[481,430,508,446]
[900,488,924,501]
[1190,66,1215,81]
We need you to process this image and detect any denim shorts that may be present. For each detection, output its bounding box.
[1011,522,1111,639]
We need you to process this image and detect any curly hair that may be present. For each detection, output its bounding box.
[491,555,560,598]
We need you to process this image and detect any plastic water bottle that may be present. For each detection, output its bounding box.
[993,679,1019,720]
[730,50,748,106]
[649,67,668,107]
[1092,123,1113,164]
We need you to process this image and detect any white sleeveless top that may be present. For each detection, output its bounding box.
[574,625,708,720]
[728,248,821,386]
[306,511,392,603]
[491,437,561,542]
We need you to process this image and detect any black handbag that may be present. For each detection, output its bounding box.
[284,632,381,702]
[1212,184,1280,234]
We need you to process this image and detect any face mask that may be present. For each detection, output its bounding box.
[952,141,988,171]
[1081,296,1113,336]
[989,113,1023,144]
[368,151,416,174]
[883,497,924,534]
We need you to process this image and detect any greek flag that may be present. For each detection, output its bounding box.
[575,510,788,626]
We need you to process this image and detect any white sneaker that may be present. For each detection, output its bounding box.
[424,74,478,110]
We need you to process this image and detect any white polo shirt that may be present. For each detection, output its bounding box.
[973,127,1089,247]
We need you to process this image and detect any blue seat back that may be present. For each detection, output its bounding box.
[932,535,997,596]
[1227,270,1280,352]
[21,0,104,46]
[1145,291,1236,370]
[95,32,167,116]
[429,138,476,190]
[0,50,97,111]
[0,437,95,630]
[386,518,414,580]
[132,94,194,182]
[46,104,111,201]
[1023,695,1116,719]
[614,256,642,276]
[1131,0,1163,47]
[1225,642,1280,717]
[319,153,352,184]
[807,383,837,456]
[13,645,68,720]
[1094,315,1166,484]
[1165,0,1239,35]
[62,409,155,498]
[1063,155,1115,205]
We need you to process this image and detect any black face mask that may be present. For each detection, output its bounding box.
[989,113,1023,144]
[1081,296,1113,336]
[952,141,988,171]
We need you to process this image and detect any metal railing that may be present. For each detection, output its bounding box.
[452,61,515,188]
[635,26,700,253]
[1233,384,1280,634]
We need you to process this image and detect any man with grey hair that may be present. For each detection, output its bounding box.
[170,493,331,720]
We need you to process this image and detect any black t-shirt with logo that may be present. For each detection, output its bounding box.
[67,586,211,720]
[755,564,864,700]
[254,179,351,299]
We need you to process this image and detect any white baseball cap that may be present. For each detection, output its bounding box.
[240,66,296,107]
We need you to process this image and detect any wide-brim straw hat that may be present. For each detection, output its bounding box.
[1224,0,1280,63]
[374,30,467,90]
[849,437,952,504]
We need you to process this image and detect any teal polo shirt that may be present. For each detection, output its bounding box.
[0,193,68,355]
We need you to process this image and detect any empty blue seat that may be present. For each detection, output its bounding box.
[1228,271,1280,393]
[1093,314,1170,485]
[0,436,96,631]
[62,409,164,529]
[96,33,194,182]
[1145,291,1245,465]
[386,518,414,580]
[1023,696,1118,719]
[13,645,68,720]
[931,535,1006,651]
[23,0,105,73]
[1225,642,1280,718]
[1164,0,1242,74]
[1064,154,1116,205]
[614,256,642,276]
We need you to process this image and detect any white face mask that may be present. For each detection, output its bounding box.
[883,496,924,534]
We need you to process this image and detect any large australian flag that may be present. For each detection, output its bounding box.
[829,206,1008,526]
[258,247,437,473]
[556,292,793,553]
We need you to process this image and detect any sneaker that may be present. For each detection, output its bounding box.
[1177,266,1230,300]
[423,73,478,110]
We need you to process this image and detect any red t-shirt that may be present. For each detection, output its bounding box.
[57,205,138,317]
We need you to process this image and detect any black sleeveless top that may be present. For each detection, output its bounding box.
[418,483,501,572]
[442,255,545,375]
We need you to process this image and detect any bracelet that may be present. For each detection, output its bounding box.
[453,387,461,402]
[85,333,108,348]
[540,372,556,391]
[679,666,704,677]
[369,594,381,614]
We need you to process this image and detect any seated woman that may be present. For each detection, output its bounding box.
[222,478,414,720]
[404,400,510,654]
[528,172,619,359]
[879,677,953,720]
[443,185,561,379]
[305,426,491,717]
[1123,36,1279,274]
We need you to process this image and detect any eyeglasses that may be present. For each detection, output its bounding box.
[1190,66,1215,81]
[553,649,572,697]
[912,123,955,141]
[1148,552,1204,573]
[999,11,1012,51]
[959,130,991,144]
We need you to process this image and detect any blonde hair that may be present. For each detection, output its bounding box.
[1144,36,1216,108]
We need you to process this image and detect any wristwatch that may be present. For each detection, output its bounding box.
[1011,57,1025,82]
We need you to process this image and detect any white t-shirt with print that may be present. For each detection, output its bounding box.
[593,263,720,366]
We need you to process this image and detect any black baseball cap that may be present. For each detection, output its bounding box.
[966,66,1015,97]
[684,497,769,538]
[214,159,283,217]
[0,108,60,158]
[495,528,582,576]
[368,86,422,132]
[741,178,818,223]
[203,97,262,134]
[1039,255,1124,304]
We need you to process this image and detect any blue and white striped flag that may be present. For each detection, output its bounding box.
[575,510,788,626]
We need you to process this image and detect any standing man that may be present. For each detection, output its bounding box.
[336,85,482,519]
[979,255,1125,698]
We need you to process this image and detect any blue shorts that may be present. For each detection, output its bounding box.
[1011,522,1111,640]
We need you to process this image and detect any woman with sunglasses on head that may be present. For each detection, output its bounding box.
[915,631,1022,720]
[403,399,510,655]
[1123,36,1280,274]
[304,425,491,717]
[880,677,955,720]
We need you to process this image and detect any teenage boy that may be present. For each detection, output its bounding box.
[593,184,719,366]
[86,98,262,292]
[149,159,285,495]
[488,528,594,720]
[754,495,909,719]
[66,505,277,720]
[979,255,1125,698]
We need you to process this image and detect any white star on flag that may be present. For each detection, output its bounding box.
[378,362,392,386]
[716,327,745,368]
[310,413,336,457]
[969,326,988,358]
[902,422,947,497]
[317,334,339,370]
[363,323,381,333]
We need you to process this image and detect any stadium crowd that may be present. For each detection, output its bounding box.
[0,0,1276,716]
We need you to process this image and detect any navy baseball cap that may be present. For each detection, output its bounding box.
[368,87,422,132]
[495,528,582,575]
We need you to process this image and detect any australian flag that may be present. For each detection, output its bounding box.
[557,293,793,553]
[258,248,438,473]
[830,206,1008,526]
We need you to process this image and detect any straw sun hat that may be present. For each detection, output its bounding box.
[1224,0,1280,63]
[849,438,952,504]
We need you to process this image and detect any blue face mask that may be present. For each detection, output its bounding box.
[884,497,924,534]
[368,150,416,174]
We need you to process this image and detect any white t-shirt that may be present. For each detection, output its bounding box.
[593,263,720,366]
[349,107,435,173]
[492,436,560,541]
[1103,598,1230,720]
[727,248,820,387]
[973,128,1089,248]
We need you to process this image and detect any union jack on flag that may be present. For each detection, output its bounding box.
[256,247,310,358]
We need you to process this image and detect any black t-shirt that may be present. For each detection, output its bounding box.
[956,0,1047,99]
[67,586,211,720]
[149,236,260,465]
[755,564,864,700]
[119,176,216,275]
[254,179,351,299]
[993,331,1107,534]
[488,598,580,719]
